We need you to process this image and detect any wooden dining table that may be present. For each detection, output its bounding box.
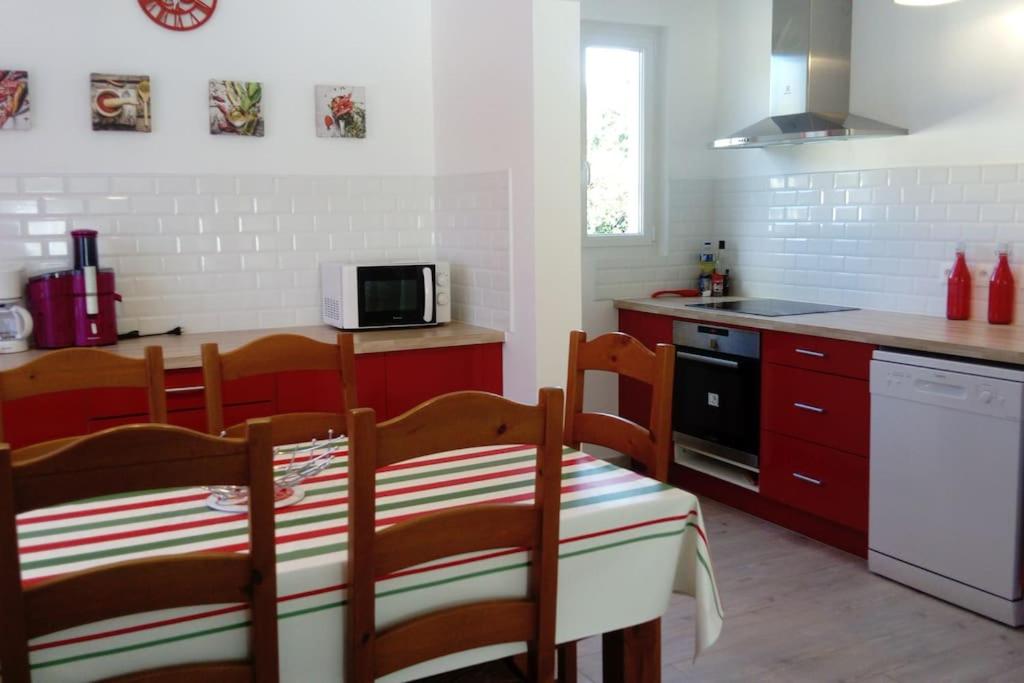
[15,441,723,682]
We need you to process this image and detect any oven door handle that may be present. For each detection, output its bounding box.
[676,351,740,369]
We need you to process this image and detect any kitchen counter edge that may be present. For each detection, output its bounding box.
[614,297,1024,366]
[0,322,506,372]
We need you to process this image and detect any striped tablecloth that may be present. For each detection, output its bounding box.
[16,444,723,682]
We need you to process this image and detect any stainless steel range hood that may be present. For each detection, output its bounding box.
[712,0,908,150]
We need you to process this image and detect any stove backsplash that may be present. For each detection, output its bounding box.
[716,164,1024,321]
[0,172,511,334]
[593,165,1024,323]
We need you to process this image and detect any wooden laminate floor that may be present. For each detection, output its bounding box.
[573,498,1024,683]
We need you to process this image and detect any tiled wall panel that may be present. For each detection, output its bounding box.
[435,171,511,330]
[0,172,511,334]
[716,164,1024,320]
[591,178,716,300]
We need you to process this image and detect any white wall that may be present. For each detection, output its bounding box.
[2,1,435,175]
[532,0,583,390]
[432,0,538,401]
[432,0,581,400]
[715,0,1024,178]
[579,0,718,416]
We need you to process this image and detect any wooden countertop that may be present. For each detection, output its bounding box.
[615,296,1024,365]
[0,322,505,372]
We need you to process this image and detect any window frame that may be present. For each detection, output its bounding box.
[581,21,664,247]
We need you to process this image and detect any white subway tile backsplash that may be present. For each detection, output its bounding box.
[173,194,216,215]
[68,176,110,194]
[155,176,197,195]
[0,172,511,334]
[712,163,1024,321]
[22,177,64,194]
[132,196,175,215]
[237,176,276,195]
[26,220,66,236]
[918,167,950,184]
[0,199,39,215]
[982,165,1018,183]
[197,176,237,195]
[112,177,156,195]
[215,195,255,214]
[87,197,130,214]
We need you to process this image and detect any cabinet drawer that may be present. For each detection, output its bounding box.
[762,364,869,456]
[762,331,873,380]
[761,431,868,531]
[165,369,206,411]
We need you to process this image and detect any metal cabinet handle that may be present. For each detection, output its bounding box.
[795,348,826,358]
[793,402,825,414]
[676,351,739,369]
[166,385,205,395]
[792,472,823,486]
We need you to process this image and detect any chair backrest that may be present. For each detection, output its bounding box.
[345,389,564,683]
[0,346,167,445]
[564,330,675,482]
[202,333,356,442]
[0,420,278,683]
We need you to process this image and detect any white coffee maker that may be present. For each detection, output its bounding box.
[0,265,33,353]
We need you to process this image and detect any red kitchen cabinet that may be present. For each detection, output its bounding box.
[762,331,872,380]
[354,354,388,417]
[383,344,503,418]
[619,307,875,555]
[1,342,503,448]
[761,363,870,457]
[618,309,674,428]
[760,431,868,532]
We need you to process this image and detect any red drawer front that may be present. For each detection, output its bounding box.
[760,431,868,531]
[167,408,207,432]
[762,331,873,380]
[165,368,206,411]
[762,364,869,456]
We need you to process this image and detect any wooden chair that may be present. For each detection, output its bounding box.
[564,330,675,481]
[559,329,675,681]
[0,346,167,456]
[0,420,279,683]
[202,333,356,444]
[346,388,564,683]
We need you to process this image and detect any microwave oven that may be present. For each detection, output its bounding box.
[320,262,451,330]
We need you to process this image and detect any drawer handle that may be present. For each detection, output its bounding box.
[166,385,205,395]
[793,402,825,414]
[794,348,826,358]
[792,472,823,486]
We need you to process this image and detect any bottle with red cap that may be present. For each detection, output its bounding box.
[988,243,1015,325]
[947,242,971,321]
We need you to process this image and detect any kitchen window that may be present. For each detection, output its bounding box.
[581,22,663,244]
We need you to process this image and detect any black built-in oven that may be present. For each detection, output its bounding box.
[673,321,761,470]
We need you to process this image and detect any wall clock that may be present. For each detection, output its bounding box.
[138,0,217,32]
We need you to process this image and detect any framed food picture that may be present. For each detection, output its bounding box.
[315,85,366,139]
[91,73,152,132]
[0,71,30,131]
[209,79,264,137]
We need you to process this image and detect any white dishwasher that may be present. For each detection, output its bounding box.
[870,349,1024,626]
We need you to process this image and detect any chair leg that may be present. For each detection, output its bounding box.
[558,642,578,682]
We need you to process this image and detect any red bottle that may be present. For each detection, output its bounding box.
[947,245,971,321]
[988,244,1015,325]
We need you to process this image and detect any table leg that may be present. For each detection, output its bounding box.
[601,618,661,683]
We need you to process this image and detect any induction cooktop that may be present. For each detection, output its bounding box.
[686,299,858,317]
